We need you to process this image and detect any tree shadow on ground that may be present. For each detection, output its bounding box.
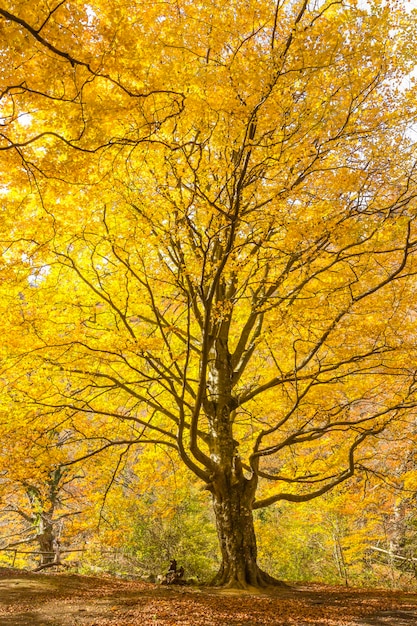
[356,611,417,625]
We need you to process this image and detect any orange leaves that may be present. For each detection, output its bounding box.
[5,570,417,625]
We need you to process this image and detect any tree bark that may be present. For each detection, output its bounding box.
[211,479,280,588]
[203,278,283,588]
[205,410,282,587]
[37,515,57,566]
[26,473,62,568]
[213,487,264,589]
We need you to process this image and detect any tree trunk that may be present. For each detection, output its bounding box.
[37,515,57,566]
[209,465,282,588]
[204,283,282,588]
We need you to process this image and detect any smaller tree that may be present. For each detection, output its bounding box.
[0,414,91,569]
[1,468,65,568]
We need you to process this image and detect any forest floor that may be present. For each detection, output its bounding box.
[2,567,417,625]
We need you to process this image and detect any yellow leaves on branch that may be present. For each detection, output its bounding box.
[1,0,417,528]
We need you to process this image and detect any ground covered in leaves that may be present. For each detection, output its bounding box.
[2,568,417,625]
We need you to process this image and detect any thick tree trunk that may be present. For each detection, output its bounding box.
[209,466,282,588]
[211,485,259,587]
[203,281,282,588]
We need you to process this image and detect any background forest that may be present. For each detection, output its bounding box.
[2,438,417,588]
[1,0,417,590]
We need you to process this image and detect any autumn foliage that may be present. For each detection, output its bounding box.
[1,0,417,587]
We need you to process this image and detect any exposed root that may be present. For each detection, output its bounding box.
[32,561,65,572]
[210,566,289,590]
[258,568,289,588]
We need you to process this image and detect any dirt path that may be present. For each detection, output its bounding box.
[2,568,417,625]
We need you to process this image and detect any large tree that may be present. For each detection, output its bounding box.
[2,0,417,587]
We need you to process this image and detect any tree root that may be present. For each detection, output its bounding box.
[210,566,289,590]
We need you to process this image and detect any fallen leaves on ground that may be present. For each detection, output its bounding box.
[1,569,417,625]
